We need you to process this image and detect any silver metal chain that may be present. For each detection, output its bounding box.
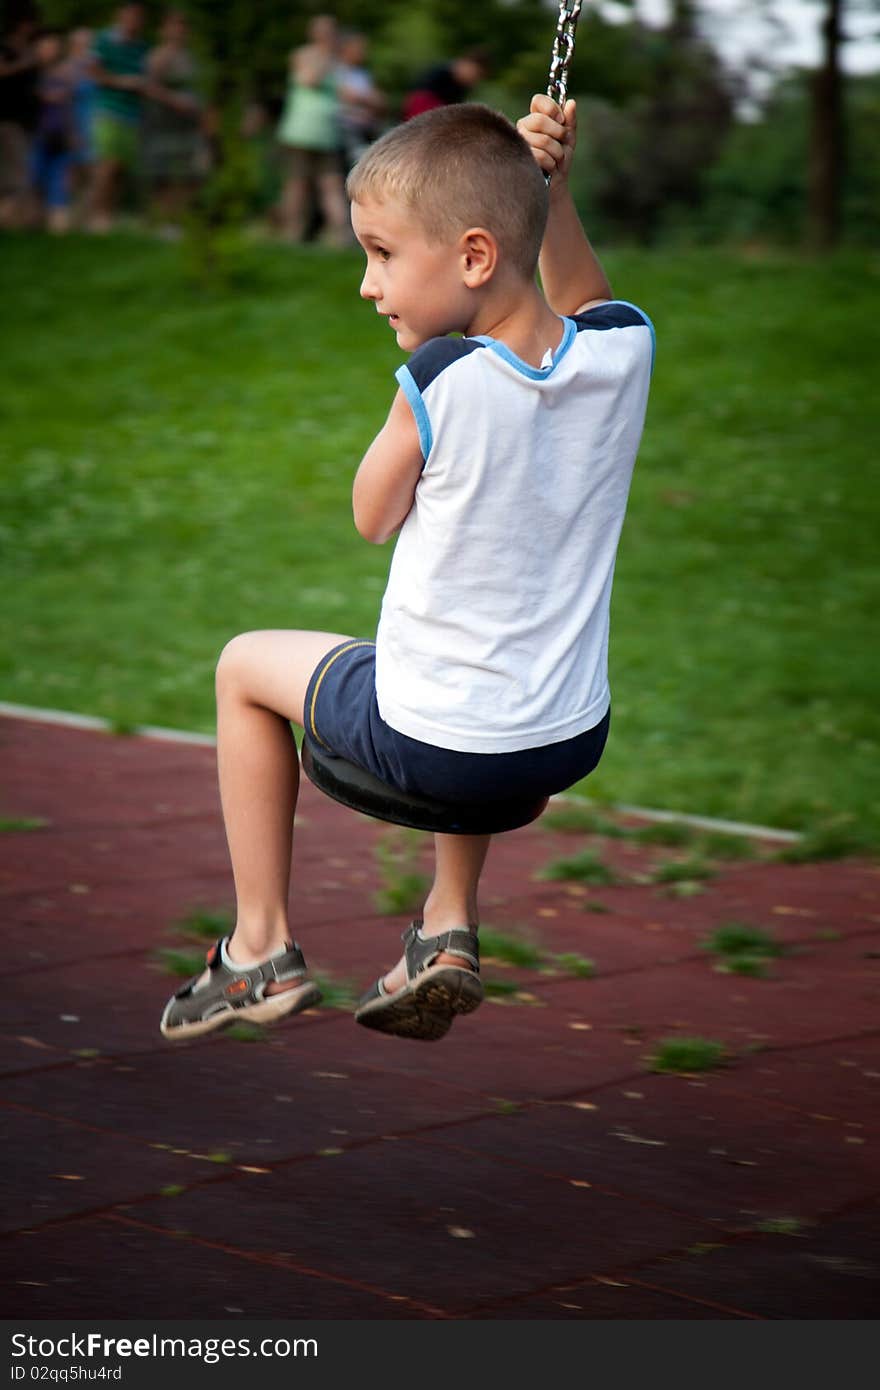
[546,0,584,110]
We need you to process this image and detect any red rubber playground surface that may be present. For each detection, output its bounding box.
[2,711,879,1320]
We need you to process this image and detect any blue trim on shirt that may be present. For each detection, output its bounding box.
[575,299,656,373]
[472,316,576,380]
[395,364,433,461]
[405,335,485,392]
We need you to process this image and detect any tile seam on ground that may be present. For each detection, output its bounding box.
[0,702,802,842]
[475,1191,880,1320]
[464,1268,762,1321]
[107,1213,733,1319]
[12,1210,444,1319]
[4,1024,880,1109]
[8,1074,877,1239]
[14,921,875,984]
[103,1212,449,1316]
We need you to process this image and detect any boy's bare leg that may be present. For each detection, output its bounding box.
[381,832,491,994]
[211,628,351,991]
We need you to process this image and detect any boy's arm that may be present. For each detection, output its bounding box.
[517,94,611,315]
[352,388,424,544]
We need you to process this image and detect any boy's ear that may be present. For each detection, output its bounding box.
[460,227,497,287]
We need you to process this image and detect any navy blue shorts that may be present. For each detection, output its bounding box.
[304,640,610,806]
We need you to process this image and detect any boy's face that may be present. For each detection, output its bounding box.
[351,196,473,353]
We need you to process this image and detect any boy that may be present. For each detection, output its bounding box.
[160,93,654,1044]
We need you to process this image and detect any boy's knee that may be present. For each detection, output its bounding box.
[215,632,259,696]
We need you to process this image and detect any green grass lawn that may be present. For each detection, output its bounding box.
[2,233,878,843]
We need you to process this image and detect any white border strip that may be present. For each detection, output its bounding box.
[0,701,217,748]
[0,700,801,843]
[549,791,800,844]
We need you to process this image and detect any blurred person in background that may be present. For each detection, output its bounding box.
[0,3,41,229]
[336,29,385,174]
[402,48,490,121]
[64,26,97,221]
[29,27,75,233]
[86,1,149,232]
[142,9,205,238]
[276,12,348,245]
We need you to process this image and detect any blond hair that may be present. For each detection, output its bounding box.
[347,104,548,278]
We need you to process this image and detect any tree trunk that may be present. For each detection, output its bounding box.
[808,0,844,251]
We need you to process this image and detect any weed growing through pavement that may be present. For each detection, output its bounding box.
[479,926,543,969]
[536,849,619,886]
[173,907,234,941]
[108,716,139,736]
[648,1036,727,1073]
[491,1098,521,1115]
[541,802,627,836]
[664,879,708,898]
[224,1022,269,1042]
[651,855,716,884]
[696,831,756,860]
[630,821,697,848]
[775,814,870,863]
[372,828,430,914]
[753,1216,807,1236]
[155,947,205,978]
[553,953,596,978]
[701,921,784,977]
[312,971,358,1011]
[483,979,521,999]
[478,926,597,991]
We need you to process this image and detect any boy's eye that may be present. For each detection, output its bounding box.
[376,247,390,261]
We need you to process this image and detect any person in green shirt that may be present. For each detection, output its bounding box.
[276,13,349,246]
[86,2,149,231]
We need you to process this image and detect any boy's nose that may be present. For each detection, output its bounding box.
[360,269,379,301]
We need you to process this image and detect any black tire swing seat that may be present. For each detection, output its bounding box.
[301,732,548,836]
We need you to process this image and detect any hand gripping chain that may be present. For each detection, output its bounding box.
[546,0,584,111]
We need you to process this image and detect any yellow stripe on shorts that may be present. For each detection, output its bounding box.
[308,641,374,748]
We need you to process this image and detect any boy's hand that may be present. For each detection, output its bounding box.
[517,94,576,184]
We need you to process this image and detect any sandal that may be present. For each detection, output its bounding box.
[354,922,483,1041]
[160,936,322,1041]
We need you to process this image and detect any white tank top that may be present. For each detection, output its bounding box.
[375,302,655,753]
